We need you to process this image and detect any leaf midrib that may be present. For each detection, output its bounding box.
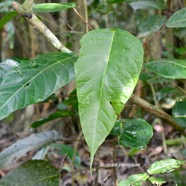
[91,31,115,154]
[0,55,75,112]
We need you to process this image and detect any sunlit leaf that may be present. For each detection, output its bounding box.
[0,160,59,186]
[0,52,77,120]
[147,159,184,175]
[118,173,149,186]
[75,28,143,167]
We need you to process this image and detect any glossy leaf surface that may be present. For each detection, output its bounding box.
[166,8,186,28]
[33,3,76,12]
[172,99,186,127]
[0,52,77,120]
[0,130,62,169]
[75,28,143,166]
[119,119,153,149]
[0,160,59,186]
[145,59,186,79]
[147,159,184,175]
[118,173,149,186]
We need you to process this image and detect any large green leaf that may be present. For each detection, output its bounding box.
[147,159,184,175]
[119,119,153,149]
[33,3,76,13]
[0,52,77,120]
[0,130,61,169]
[0,160,59,186]
[172,99,186,128]
[118,173,149,186]
[75,28,143,166]
[166,8,186,28]
[145,59,186,79]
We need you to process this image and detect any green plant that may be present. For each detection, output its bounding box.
[0,0,186,185]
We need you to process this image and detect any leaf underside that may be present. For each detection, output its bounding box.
[0,52,77,120]
[75,28,143,167]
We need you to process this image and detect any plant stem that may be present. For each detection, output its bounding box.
[130,94,186,137]
[12,1,72,53]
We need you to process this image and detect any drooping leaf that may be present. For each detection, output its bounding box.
[166,8,186,28]
[0,11,18,30]
[0,160,59,186]
[119,119,153,149]
[138,15,166,37]
[51,144,81,167]
[145,59,186,79]
[149,177,166,185]
[172,99,186,128]
[0,130,62,168]
[118,173,149,186]
[75,28,144,167]
[0,52,77,120]
[31,110,73,128]
[147,159,184,175]
[129,0,165,10]
[33,3,76,13]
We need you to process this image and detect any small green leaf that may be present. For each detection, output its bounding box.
[145,59,186,79]
[149,177,166,185]
[33,3,76,13]
[31,110,73,128]
[118,173,149,186]
[75,28,144,167]
[147,159,184,175]
[0,130,61,168]
[0,52,77,120]
[0,11,18,30]
[129,0,165,10]
[166,8,186,28]
[0,160,59,186]
[172,99,186,128]
[119,119,153,149]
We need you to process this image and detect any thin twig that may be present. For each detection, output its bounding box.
[12,1,72,53]
[73,8,93,30]
[130,94,186,137]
